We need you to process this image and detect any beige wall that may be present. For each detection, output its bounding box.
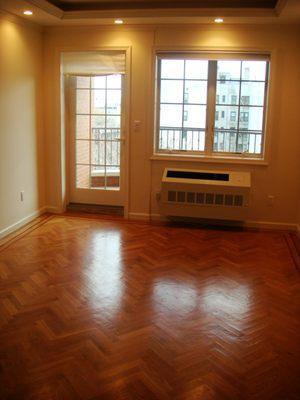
[44,24,300,227]
[0,15,45,235]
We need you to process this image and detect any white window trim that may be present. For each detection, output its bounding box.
[152,49,273,164]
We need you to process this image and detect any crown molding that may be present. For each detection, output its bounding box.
[62,7,277,20]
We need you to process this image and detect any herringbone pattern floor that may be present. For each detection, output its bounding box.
[0,215,299,399]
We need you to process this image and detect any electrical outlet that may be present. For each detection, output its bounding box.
[20,191,25,202]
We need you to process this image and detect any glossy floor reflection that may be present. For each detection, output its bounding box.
[0,215,299,399]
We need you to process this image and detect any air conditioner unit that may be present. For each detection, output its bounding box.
[160,168,251,221]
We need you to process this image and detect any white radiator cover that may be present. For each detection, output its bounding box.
[160,168,251,221]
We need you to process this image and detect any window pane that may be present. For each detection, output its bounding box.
[76,165,89,188]
[76,115,89,139]
[217,61,241,80]
[107,115,121,128]
[183,105,206,129]
[76,140,90,164]
[240,106,263,131]
[161,80,183,103]
[91,90,105,114]
[184,80,207,104]
[216,81,240,104]
[215,106,239,130]
[107,90,121,114]
[161,59,184,79]
[242,61,266,81]
[77,76,90,89]
[106,141,120,165]
[241,82,265,106]
[91,140,105,165]
[185,60,208,79]
[91,115,105,129]
[160,104,183,127]
[92,76,106,88]
[76,90,90,114]
[107,74,122,89]
[214,130,240,153]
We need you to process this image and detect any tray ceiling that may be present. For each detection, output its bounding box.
[47,0,280,11]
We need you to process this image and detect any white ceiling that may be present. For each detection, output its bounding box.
[0,0,299,26]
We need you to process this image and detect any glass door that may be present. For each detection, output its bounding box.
[68,74,125,206]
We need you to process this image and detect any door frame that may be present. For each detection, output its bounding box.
[60,46,131,217]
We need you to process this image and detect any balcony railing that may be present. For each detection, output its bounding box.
[159,127,262,154]
[91,128,121,167]
[159,127,205,152]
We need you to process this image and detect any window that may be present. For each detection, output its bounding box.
[240,111,249,122]
[156,54,269,157]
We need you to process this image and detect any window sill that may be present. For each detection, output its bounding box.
[150,153,268,166]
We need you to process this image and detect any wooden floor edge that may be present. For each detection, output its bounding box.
[0,213,54,252]
[284,232,300,272]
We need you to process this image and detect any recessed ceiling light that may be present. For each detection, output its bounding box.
[114,19,124,24]
[23,10,33,16]
[214,18,224,23]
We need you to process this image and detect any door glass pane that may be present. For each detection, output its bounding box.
[92,76,106,88]
[76,90,90,114]
[76,140,90,164]
[91,140,105,165]
[76,165,89,188]
[76,115,89,139]
[74,74,122,191]
[107,90,121,114]
[91,90,105,114]
[77,76,90,89]
[107,115,121,128]
[107,74,122,89]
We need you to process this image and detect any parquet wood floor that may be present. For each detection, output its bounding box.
[0,215,299,399]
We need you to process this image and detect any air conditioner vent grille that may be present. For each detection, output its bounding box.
[167,191,245,207]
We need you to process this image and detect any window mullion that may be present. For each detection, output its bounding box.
[205,60,217,155]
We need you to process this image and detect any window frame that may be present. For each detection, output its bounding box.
[154,52,271,161]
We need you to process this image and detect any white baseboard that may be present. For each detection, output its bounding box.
[0,206,48,239]
[128,212,150,221]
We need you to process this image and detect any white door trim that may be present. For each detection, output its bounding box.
[55,45,131,218]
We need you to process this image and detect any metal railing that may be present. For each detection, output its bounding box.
[91,128,121,166]
[159,127,262,154]
[213,130,262,154]
[159,128,205,152]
